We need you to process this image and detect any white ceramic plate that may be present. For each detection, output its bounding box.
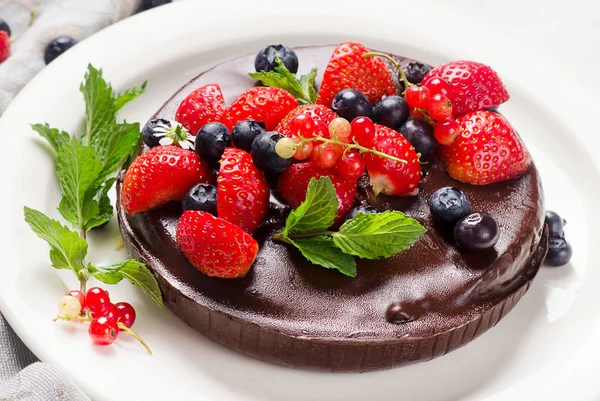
[1,0,599,400]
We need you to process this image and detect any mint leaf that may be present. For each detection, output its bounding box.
[249,56,314,104]
[89,262,123,285]
[84,177,116,230]
[80,65,115,146]
[282,177,337,237]
[92,122,141,182]
[298,68,318,103]
[292,236,356,277]
[31,124,70,153]
[24,207,87,273]
[115,81,147,112]
[332,211,426,259]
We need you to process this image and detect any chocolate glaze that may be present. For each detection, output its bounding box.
[116,46,547,371]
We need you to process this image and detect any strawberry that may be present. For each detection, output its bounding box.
[217,148,269,233]
[278,163,356,224]
[120,146,213,214]
[437,111,531,185]
[228,87,298,131]
[176,211,258,278]
[362,125,421,196]
[275,104,338,138]
[316,42,394,108]
[0,31,9,63]
[422,61,509,114]
[175,83,231,135]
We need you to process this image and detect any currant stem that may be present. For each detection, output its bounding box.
[9,12,36,44]
[363,52,414,94]
[297,136,407,164]
[119,323,152,355]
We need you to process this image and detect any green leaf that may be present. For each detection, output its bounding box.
[248,56,314,104]
[115,81,147,112]
[298,67,318,104]
[23,207,87,273]
[31,124,70,153]
[89,262,123,285]
[84,177,116,230]
[332,211,426,259]
[92,122,141,182]
[291,236,356,277]
[80,65,116,146]
[282,177,337,237]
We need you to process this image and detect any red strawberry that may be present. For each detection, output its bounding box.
[120,146,213,214]
[275,104,338,138]
[316,42,394,107]
[176,211,258,278]
[175,83,231,135]
[422,61,509,114]
[278,163,356,224]
[228,87,298,130]
[363,125,421,196]
[217,148,269,233]
[0,31,9,63]
[437,111,531,185]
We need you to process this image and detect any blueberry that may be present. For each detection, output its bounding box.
[344,205,378,222]
[373,96,409,130]
[454,213,499,252]
[399,118,437,155]
[331,89,373,122]
[0,19,11,37]
[232,120,266,152]
[545,211,566,238]
[251,131,291,174]
[429,187,471,225]
[545,237,573,267]
[195,122,231,165]
[404,62,432,84]
[255,44,299,74]
[142,119,171,148]
[182,183,217,215]
[141,0,172,10]
[44,36,78,65]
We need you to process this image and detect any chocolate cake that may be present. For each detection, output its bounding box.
[116,45,548,371]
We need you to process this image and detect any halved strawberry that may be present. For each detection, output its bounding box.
[120,146,213,214]
[275,104,338,138]
[422,61,509,114]
[362,125,421,196]
[175,83,231,135]
[437,111,531,185]
[316,42,395,108]
[278,163,356,224]
[176,211,258,278]
[227,87,298,130]
[217,148,269,233]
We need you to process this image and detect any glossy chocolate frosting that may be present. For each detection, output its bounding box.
[117,46,547,371]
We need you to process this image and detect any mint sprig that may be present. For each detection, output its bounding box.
[273,177,425,277]
[249,56,317,104]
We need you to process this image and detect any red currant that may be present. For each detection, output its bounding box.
[328,117,352,140]
[91,302,119,321]
[85,287,110,313]
[428,94,453,121]
[405,86,430,109]
[66,290,85,308]
[313,120,329,138]
[434,120,460,145]
[288,113,316,137]
[292,138,313,160]
[337,152,366,180]
[424,77,451,97]
[115,302,137,329]
[350,117,375,145]
[311,143,338,170]
[89,316,118,345]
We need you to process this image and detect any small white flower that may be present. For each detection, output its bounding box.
[159,137,174,146]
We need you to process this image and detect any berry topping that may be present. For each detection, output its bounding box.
[89,316,118,345]
[175,83,231,135]
[337,151,366,180]
[275,104,338,138]
[423,61,509,114]
[454,213,499,252]
[58,295,82,319]
[85,287,111,314]
[176,211,259,278]
[0,31,10,64]
[404,85,430,109]
[142,119,171,148]
[422,77,452,97]
[350,116,376,145]
[399,118,437,156]
[373,96,409,130]
[44,36,77,65]
[121,146,213,214]
[254,44,299,74]
[195,122,231,165]
[228,87,298,130]
[91,302,119,321]
[403,62,432,84]
[251,131,291,174]
[182,183,218,215]
[328,118,352,140]
[274,137,297,159]
[217,148,269,233]
[316,42,394,107]
[427,93,453,121]
[344,205,377,222]
[429,187,471,225]
[546,237,573,267]
[331,89,373,122]
[438,111,531,185]
[292,138,313,160]
[433,120,460,145]
[115,302,136,329]
[545,211,566,238]
[310,143,338,170]
[232,120,266,152]
[0,19,11,37]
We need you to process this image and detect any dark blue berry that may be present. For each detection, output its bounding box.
[141,0,172,10]
[404,62,431,84]
[142,119,171,148]
[232,120,266,152]
[195,122,231,165]
[545,237,573,267]
[454,213,499,252]
[0,19,11,37]
[331,89,373,122]
[344,205,378,222]
[44,37,78,65]
[251,131,291,174]
[182,184,217,215]
[545,211,566,238]
[399,118,436,156]
[429,187,471,225]
[373,96,409,130]
[255,44,299,74]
